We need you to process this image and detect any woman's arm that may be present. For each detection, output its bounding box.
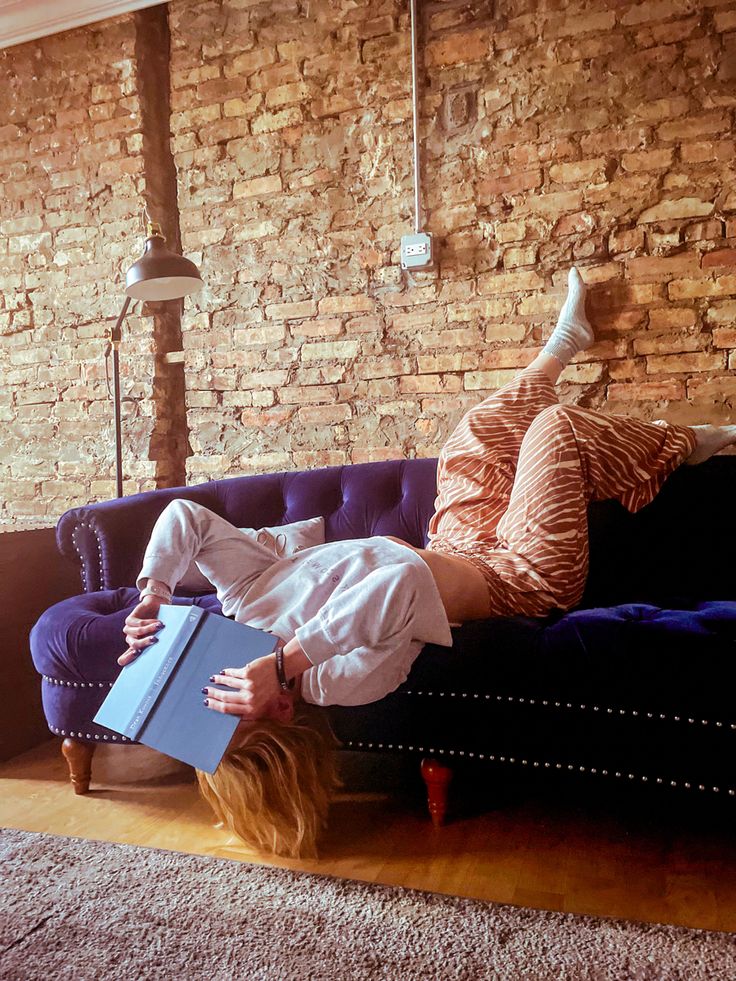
[117,582,171,666]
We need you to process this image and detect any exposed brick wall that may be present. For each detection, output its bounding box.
[0,14,189,529]
[168,0,736,484]
[1,0,735,527]
[0,18,155,528]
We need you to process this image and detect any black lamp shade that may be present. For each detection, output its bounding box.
[125,235,203,301]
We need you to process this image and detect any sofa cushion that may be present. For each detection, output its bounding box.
[395,601,736,716]
[30,588,736,750]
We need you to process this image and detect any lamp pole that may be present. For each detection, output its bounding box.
[108,216,203,499]
[110,295,132,498]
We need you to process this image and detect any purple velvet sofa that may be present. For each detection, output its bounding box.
[31,456,736,822]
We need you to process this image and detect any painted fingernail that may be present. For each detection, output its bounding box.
[209,676,216,682]
[201,687,208,694]
[149,637,158,644]
[203,698,209,706]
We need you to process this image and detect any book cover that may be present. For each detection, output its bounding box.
[94,604,279,773]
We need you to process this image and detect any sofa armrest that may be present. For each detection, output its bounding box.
[56,484,221,592]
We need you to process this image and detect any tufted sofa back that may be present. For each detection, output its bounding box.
[56,455,735,605]
[56,458,439,593]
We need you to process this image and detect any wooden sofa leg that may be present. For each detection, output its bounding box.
[420,757,453,828]
[61,738,96,795]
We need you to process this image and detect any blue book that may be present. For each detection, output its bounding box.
[94,604,279,773]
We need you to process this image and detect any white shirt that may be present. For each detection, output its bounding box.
[137,501,453,707]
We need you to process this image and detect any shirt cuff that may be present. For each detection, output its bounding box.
[136,555,180,593]
[293,614,337,667]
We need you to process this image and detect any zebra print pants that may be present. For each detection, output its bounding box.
[426,366,697,618]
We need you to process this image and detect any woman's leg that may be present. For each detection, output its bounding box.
[427,268,594,549]
[486,404,698,616]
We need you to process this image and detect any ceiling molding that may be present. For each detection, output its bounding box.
[0,0,170,50]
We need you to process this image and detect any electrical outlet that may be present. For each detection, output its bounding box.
[400,232,433,270]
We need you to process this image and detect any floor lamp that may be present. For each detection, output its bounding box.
[110,219,203,497]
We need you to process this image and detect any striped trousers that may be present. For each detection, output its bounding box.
[426,366,697,618]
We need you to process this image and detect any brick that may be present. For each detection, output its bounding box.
[632,97,691,122]
[713,328,736,348]
[522,190,583,216]
[301,340,360,361]
[477,270,545,294]
[425,28,491,67]
[266,82,311,109]
[646,352,725,374]
[633,334,705,355]
[223,94,263,117]
[289,317,343,338]
[657,112,730,142]
[265,299,316,321]
[279,385,338,404]
[233,174,282,199]
[170,104,221,134]
[686,375,736,401]
[417,352,477,373]
[549,158,606,183]
[555,9,616,36]
[495,220,527,243]
[705,301,736,324]
[297,403,352,425]
[478,348,541,369]
[554,212,598,237]
[252,108,303,134]
[607,380,685,401]
[702,249,736,268]
[626,253,701,280]
[477,169,542,200]
[648,307,697,329]
[638,198,715,223]
[715,9,736,31]
[559,363,605,384]
[622,0,698,26]
[399,374,462,394]
[464,369,518,390]
[669,276,736,299]
[684,219,724,242]
[609,227,646,254]
[353,358,411,380]
[319,294,374,315]
[226,48,278,77]
[680,140,735,164]
[503,245,538,268]
[621,148,674,172]
[239,407,294,427]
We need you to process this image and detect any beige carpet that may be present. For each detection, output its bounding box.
[1,828,734,981]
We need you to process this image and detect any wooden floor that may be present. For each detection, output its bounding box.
[2,738,735,934]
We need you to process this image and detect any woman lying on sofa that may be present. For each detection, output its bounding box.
[119,268,736,858]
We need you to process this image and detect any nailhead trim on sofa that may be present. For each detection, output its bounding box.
[401,690,735,729]
[343,740,735,796]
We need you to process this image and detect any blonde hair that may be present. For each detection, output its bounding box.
[195,706,339,859]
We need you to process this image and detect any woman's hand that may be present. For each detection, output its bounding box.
[118,596,165,666]
[204,653,284,721]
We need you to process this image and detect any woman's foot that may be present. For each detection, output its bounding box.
[542,267,596,367]
[685,424,736,465]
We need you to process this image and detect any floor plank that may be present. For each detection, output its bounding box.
[1,739,735,933]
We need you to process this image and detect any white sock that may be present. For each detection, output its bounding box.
[543,267,595,366]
